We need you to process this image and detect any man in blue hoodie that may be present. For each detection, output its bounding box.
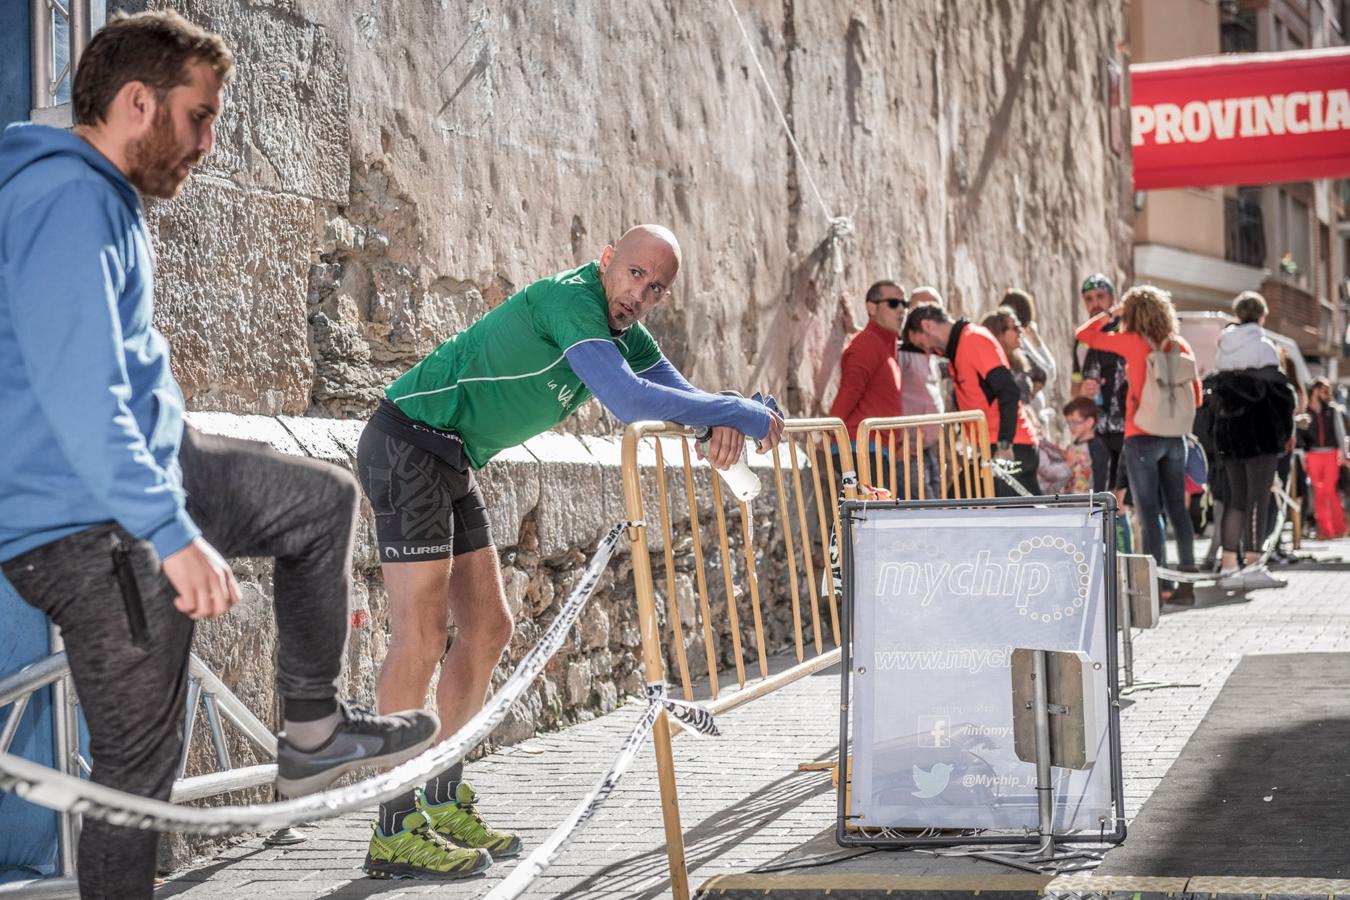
[0,12,442,897]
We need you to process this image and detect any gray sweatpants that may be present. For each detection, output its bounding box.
[1,428,358,900]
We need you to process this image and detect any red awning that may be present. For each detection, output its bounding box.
[1131,46,1350,191]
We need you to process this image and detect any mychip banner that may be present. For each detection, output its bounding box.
[848,505,1112,832]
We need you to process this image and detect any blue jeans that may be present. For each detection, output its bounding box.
[1123,434,1194,569]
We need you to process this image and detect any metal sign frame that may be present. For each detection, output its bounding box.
[834,493,1127,850]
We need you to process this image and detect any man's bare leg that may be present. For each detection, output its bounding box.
[435,545,513,739]
[377,557,453,716]
[376,547,512,735]
[370,545,518,859]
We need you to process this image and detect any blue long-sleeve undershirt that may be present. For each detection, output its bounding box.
[564,340,771,439]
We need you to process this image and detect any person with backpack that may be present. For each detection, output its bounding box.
[1209,292,1296,590]
[1076,285,1202,598]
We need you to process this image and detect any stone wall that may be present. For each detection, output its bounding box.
[120,0,1133,859]
[133,0,1133,423]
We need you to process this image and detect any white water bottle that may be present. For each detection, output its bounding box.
[694,427,762,502]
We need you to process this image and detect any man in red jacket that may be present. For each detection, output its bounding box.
[902,302,1040,496]
[829,281,905,484]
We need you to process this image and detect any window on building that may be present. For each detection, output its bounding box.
[1224,188,1266,268]
[1288,197,1311,288]
[1221,7,1258,53]
[1319,223,1331,301]
[32,1,104,115]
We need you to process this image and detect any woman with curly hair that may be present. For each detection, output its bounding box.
[1077,285,1203,600]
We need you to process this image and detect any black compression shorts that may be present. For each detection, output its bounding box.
[355,399,493,562]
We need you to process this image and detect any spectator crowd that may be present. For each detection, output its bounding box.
[828,274,1350,602]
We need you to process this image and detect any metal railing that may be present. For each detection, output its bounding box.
[856,409,995,500]
[620,410,996,897]
[30,0,91,125]
[0,640,278,881]
[621,417,855,899]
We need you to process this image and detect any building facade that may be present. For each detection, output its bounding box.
[1131,0,1350,373]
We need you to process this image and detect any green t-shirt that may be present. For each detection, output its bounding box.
[387,261,662,468]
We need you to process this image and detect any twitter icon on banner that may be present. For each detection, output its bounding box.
[911,762,953,798]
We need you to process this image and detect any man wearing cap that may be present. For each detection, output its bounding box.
[1073,273,1129,495]
[901,302,1040,496]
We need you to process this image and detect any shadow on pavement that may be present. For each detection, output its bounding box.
[155,848,268,896]
[554,747,838,899]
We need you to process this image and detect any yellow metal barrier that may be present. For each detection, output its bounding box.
[856,410,996,500]
[621,417,854,899]
[620,410,995,896]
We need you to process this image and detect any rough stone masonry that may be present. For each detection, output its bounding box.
[109,0,1134,862]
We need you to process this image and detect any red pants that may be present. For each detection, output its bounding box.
[1306,449,1346,539]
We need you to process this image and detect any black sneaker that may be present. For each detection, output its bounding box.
[275,703,438,797]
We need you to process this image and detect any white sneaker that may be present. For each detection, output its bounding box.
[1216,568,1246,591]
[1240,565,1287,590]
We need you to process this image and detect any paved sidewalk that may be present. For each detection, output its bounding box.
[158,540,1350,898]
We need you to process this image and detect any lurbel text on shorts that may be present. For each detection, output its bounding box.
[385,543,453,559]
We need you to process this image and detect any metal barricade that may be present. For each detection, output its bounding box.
[620,411,998,895]
[621,417,855,899]
[856,410,995,500]
[0,645,278,883]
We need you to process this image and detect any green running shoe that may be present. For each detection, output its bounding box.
[363,810,492,880]
[418,782,523,858]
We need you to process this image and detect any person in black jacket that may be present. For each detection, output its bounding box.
[1209,292,1297,590]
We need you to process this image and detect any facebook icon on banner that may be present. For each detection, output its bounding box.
[918,715,950,748]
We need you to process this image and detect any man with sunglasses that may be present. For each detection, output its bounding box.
[829,281,906,483]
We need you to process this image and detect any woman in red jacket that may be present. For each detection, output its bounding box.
[1076,286,1203,591]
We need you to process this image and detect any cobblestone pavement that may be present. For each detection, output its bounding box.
[159,540,1350,898]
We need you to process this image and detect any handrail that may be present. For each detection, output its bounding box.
[621,416,855,900]
[0,653,68,709]
[855,410,995,499]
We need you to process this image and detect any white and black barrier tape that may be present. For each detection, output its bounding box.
[0,521,634,835]
[486,683,717,900]
[987,458,1035,498]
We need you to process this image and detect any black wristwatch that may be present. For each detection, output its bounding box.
[996,440,1013,453]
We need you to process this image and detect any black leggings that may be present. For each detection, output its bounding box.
[1221,454,1280,555]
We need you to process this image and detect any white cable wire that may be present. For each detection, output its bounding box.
[0,522,633,835]
[1156,460,1297,583]
[485,683,718,900]
[722,0,836,227]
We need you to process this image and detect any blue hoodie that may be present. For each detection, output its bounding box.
[0,123,198,563]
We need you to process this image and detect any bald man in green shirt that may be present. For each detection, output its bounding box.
[356,224,783,879]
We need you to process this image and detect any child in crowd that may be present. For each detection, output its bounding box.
[1063,397,1111,493]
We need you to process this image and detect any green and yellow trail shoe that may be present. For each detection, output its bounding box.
[417,782,523,858]
[362,810,493,880]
